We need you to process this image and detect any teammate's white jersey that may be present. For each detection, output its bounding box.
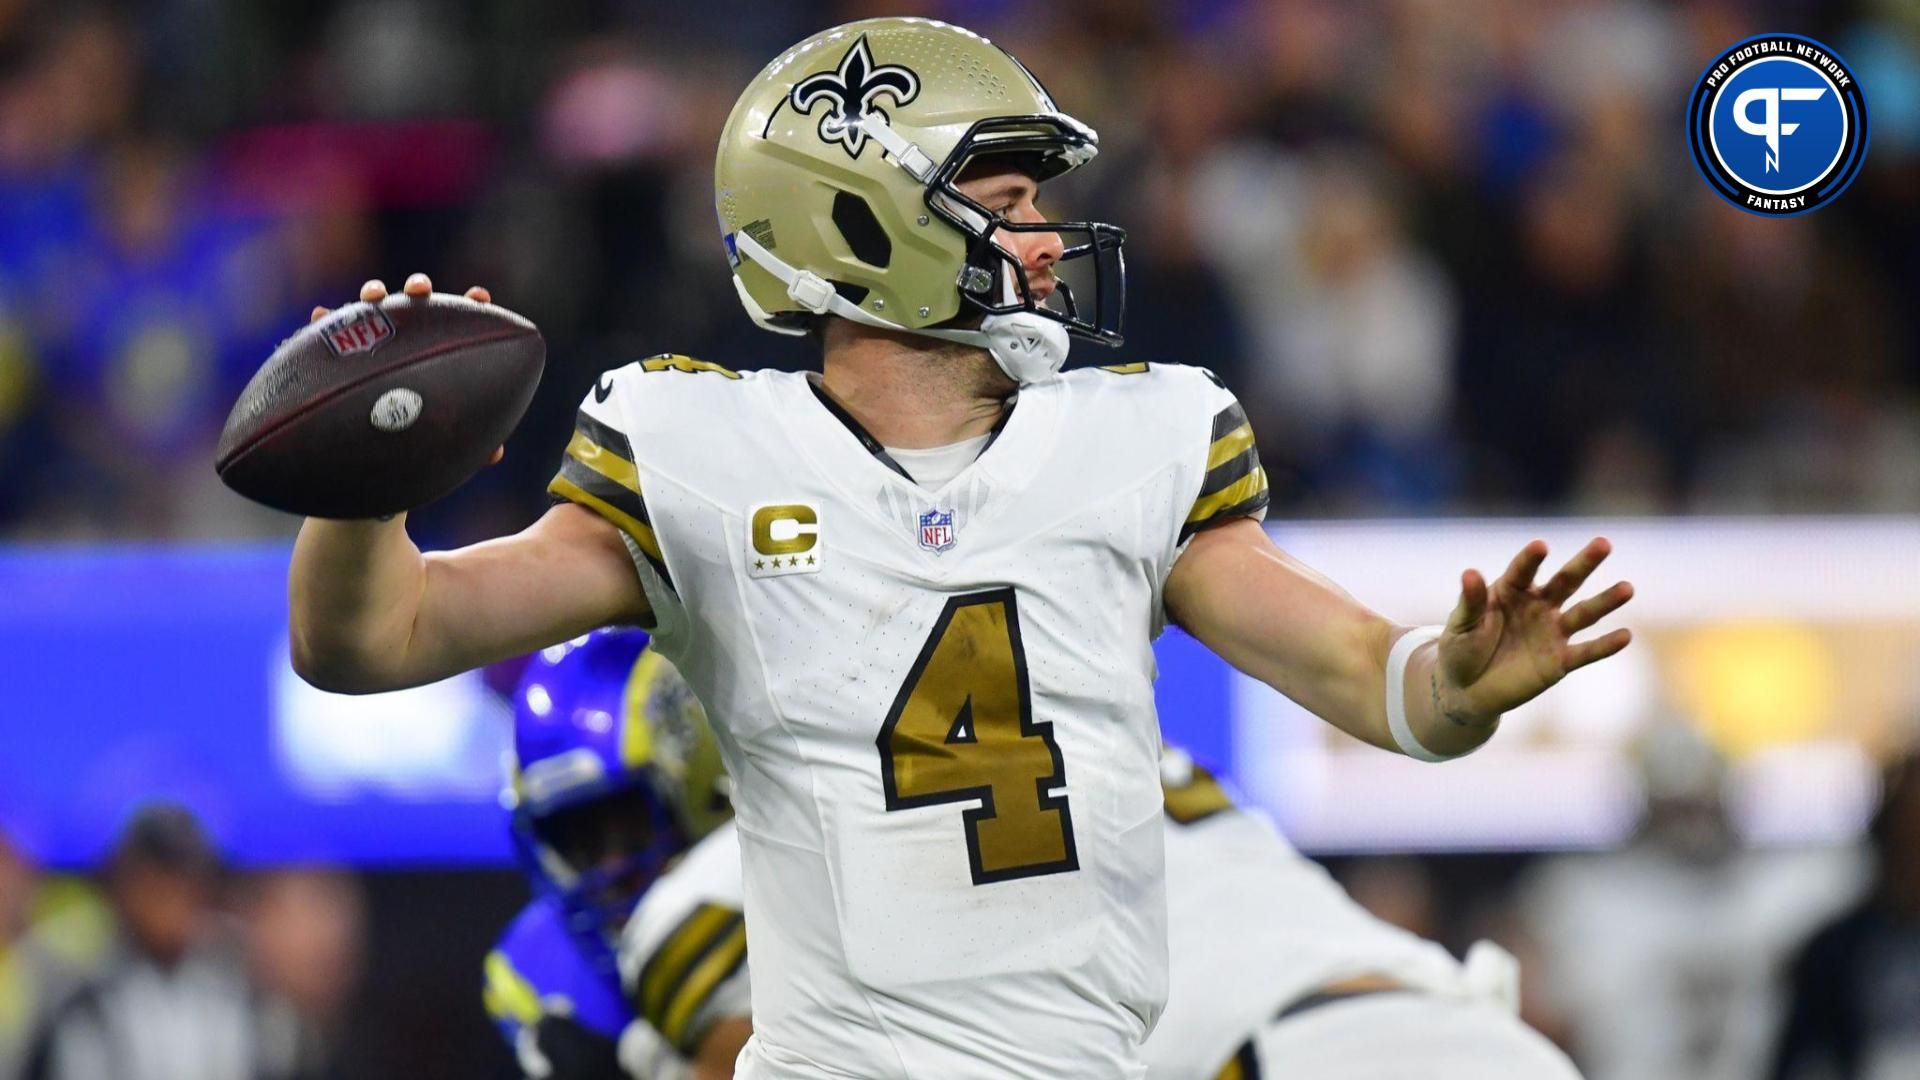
[1144,757,1480,1079]
[616,821,752,1080]
[550,357,1268,1078]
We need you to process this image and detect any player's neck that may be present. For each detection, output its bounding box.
[817,319,1014,450]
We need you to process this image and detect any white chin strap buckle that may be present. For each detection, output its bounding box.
[978,312,1069,385]
[786,271,836,314]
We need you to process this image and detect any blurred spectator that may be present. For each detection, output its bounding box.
[1339,855,1445,943]
[0,0,1910,536]
[0,828,49,1080]
[23,804,330,1080]
[239,870,367,1080]
[1516,723,1868,1080]
[1770,747,1920,1080]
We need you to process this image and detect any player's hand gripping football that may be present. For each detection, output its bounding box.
[1432,538,1634,726]
[310,273,506,468]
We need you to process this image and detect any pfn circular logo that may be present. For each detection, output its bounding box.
[1688,34,1868,216]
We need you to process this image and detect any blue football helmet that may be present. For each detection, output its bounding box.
[506,629,729,969]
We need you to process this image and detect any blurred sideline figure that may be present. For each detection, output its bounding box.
[1,827,112,1080]
[1517,724,1867,1080]
[239,868,368,1080]
[1770,746,1920,1080]
[24,803,334,1080]
[485,631,745,1079]
[1143,747,1580,1079]
[0,826,48,1077]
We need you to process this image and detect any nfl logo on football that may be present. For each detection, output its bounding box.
[319,305,396,358]
[918,507,956,554]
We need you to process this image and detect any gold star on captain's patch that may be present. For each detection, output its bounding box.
[806,555,816,565]
[788,556,801,567]
[754,559,765,570]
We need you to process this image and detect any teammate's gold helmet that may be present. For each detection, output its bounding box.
[715,18,1126,379]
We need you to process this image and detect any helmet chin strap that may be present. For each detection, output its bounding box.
[729,229,1070,385]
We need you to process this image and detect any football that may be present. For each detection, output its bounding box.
[215,292,545,519]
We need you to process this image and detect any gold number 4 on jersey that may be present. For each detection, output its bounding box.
[878,589,1079,885]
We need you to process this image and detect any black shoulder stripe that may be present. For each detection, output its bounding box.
[1210,400,1249,442]
[1181,489,1271,543]
[557,454,650,526]
[1199,445,1259,498]
[574,409,634,462]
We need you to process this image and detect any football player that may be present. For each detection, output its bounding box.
[485,630,746,1079]
[291,17,1634,1078]
[1148,747,1582,1079]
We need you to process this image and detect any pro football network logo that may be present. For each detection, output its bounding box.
[918,507,956,554]
[789,35,920,159]
[317,303,395,357]
[1687,34,1869,216]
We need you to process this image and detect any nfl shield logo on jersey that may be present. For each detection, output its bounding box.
[918,507,956,554]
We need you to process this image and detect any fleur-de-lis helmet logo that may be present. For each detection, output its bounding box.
[789,35,920,159]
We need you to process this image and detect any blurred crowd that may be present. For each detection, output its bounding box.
[1,0,1918,542]
[0,806,364,1080]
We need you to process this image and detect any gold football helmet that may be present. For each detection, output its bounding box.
[714,17,1126,381]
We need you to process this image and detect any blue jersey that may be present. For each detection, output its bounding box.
[484,897,632,1046]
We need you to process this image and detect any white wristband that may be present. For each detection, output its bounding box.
[1386,626,1453,763]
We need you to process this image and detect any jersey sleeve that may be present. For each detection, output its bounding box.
[547,365,680,620]
[1179,373,1269,543]
[617,824,750,1062]
[626,902,749,1056]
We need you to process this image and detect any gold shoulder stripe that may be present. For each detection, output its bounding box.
[638,904,742,1036]
[657,916,747,1052]
[1099,361,1150,375]
[482,950,542,1027]
[1183,467,1269,541]
[573,409,635,464]
[1191,466,1267,524]
[557,442,651,537]
[563,430,643,497]
[548,475,667,568]
[642,354,741,379]
[1201,443,1260,497]
[1185,397,1268,542]
[547,408,674,589]
[1206,423,1255,472]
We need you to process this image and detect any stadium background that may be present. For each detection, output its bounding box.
[2,0,1918,1077]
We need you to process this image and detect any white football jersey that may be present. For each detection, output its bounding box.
[616,821,752,1080]
[1144,757,1469,1079]
[550,357,1268,1079]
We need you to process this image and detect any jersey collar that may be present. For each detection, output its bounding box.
[803,375,1017,489]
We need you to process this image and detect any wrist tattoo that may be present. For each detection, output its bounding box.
[1432,670,1485,728]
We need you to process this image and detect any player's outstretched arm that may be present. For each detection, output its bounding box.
[289,275,652,695]
[1165,519,1633,759]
